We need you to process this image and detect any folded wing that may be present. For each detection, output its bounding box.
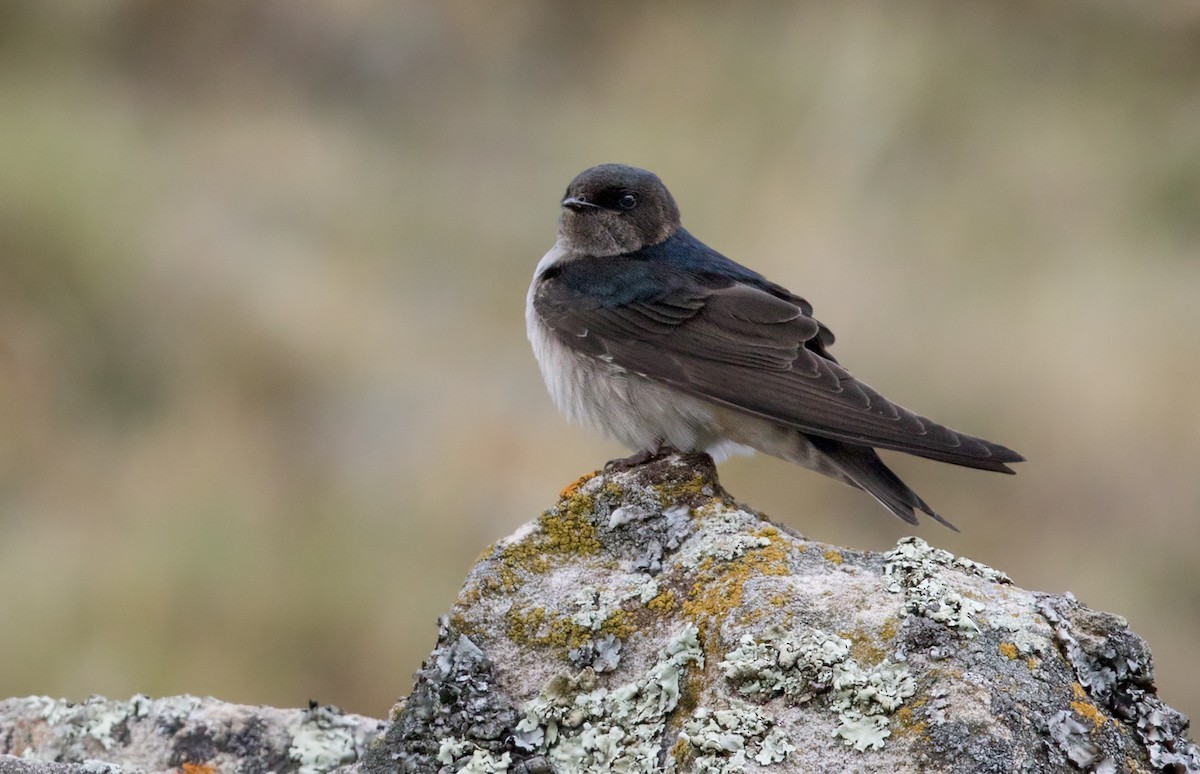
[534,256,1023,472]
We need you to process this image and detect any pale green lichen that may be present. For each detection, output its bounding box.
[693,510,772,562]
[639,577,660,603]
[32,695,151,753]
[719,626,915,751]
[882,537,1008,635]
[829,660,915,751]
[437,739,511,773]
[674,701,795,772]
[287,705,369,774]
[513,625,704,772]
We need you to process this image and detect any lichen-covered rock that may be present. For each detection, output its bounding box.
[0,695,384,774]
[367,452,1198,773]
[3,454,1196,774]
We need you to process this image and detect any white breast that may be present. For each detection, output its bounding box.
[525,241,753,459]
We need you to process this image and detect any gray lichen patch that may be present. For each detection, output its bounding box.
[290,705,375,774]
[1039,594,1200,772]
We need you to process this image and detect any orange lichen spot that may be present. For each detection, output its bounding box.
[180,764,216,774]
[1071,682,1108,727]
[559,472,597,499]
[1027,656,1038,670]
[823,549,844,565]
[998,642,1019,660]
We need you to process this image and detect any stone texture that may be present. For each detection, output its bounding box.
[4,453,1197,773]
[363,453,1198,773]
[0,695,384,774]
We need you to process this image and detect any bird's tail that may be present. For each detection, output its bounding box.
[805,435,958,531]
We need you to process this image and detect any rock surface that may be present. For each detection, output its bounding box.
[362,453,1198,774]
[0,695,384,774]
[3,453,1197,773]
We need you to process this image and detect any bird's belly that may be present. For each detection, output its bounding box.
[527,315,739,455]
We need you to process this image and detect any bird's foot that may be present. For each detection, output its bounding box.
[604,444,681,473]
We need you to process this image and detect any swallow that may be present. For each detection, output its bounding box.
[526,163,1023,528]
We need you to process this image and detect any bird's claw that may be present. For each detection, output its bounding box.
[604,445,679,473]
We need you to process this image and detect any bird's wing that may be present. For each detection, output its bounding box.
[533,259,1022,471]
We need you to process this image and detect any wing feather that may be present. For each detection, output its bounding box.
[533,254,1023,471]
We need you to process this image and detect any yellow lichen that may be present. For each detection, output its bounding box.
[838,627,889,666]
[737,607,769,627]
[647,589,677,612]
[542,493,601,555]
[492,538,551,592]
[1125,755,1153,774]
[893,705,929,739]
[598,480,625,500]
[651,473,720,510]
[823,549,844,565]
[767,592,790,608]
[681,530,791,625]
[998,642,1019,660]
[599,608,635,640]
[505,605,591,650]
[449,611,480,638]
[1071,682,1108,727]
[1027,656,1038,670]
[456,583,482,607]
[670,736,694,768]
[879,618,900,642]
[505,603,633,653]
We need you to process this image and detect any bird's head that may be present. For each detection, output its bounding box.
[558,164,681,256]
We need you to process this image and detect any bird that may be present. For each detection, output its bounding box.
[526,163,1024,528]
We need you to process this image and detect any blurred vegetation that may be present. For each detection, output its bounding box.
[1,0,1198,721]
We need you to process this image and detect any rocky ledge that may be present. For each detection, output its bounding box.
[3,453,1197,773]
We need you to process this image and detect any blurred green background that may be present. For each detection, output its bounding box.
[1,1,1198,723]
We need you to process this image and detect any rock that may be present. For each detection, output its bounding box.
[0,695,384,774]
[363,452,1199,773]
[4,453,1197,773]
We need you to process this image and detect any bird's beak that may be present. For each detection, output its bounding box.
[561,196,599,212]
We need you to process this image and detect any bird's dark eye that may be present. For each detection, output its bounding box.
[618,193,639,210]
